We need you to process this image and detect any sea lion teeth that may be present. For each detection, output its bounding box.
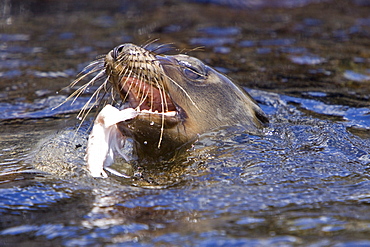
[140,109,177,117]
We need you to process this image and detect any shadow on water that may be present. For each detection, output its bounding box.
[0,0,370,246]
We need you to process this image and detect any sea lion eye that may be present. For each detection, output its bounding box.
[179,61,205,80]
[184,67,203,80]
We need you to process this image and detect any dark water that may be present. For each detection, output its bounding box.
[1,0,370,246]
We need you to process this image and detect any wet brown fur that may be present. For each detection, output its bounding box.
[65,43,268,161]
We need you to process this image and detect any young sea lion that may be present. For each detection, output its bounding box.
[70,43,268,177]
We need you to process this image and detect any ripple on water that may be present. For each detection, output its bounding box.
[0,70,22,78]
[0,95,93,120]
[0,90,369,245]
[279,46,308,54]
[197,26,241,36]
[59,32,75,40]
[0,59,39,69]
[259,38,296,46]
[1,45,44,54]
[303,91,328,97]
[239,39,297,49]
[190,37,235,47]
[0,184,72,211]
[343,70,370,82]
[213,46,231,54]
[0,34,30,42]
[239,40,256,47]
[65,46,94,56]
[1,0,370,245]
[282,94,370,129]
[27,69,76,78]
[288,54,326,65]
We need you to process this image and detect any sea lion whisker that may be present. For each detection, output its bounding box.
[146,63,156,112]
[114,64,132,92]
[148,43,176,55]
[101,78,113,103]
[118,65,129,83]
[179,46,205,54]
[77,80,108,122]
[117,53,133,64]
[150,77,154,112]
[160,91,167,149]
[158,76,170,112]
[154,77,166,112]
[96,90,111,111]
[136,67,146,110]
[81,59,105,71]
[64,66,105,92]
[163,74,200,112]
[110,86,117,103]
[69,85,90,104]
[115,58,128,69]
[67,73,106,101]
[138,87,150,111]
[131,57,145,110]
[87,88,111,125]
[78,58,105,70]
[117,57,130,66]
[74,84,110,136]
[152,76,168,149]
[135,62,147,111]
[117,72,131,95]
[142,38,160,49]
[141,57,154,111]
[113,63,124,77]
[78,86,102,118]
[84,74,109,105]
[102,76,110,91]
[73,69,107,98]
[118,66,135,102]
[75,61,105,80]
[115,63,131,82]
[94,54,106,60]
[53,69,106,110]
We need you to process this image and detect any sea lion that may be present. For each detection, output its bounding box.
[70,43,268,176]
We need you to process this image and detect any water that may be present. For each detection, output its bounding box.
[1,0,370,246]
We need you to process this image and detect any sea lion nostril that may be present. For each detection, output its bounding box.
[117,45,124,52]
[112,44,125,59]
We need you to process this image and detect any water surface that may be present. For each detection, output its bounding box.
[0,0,370,246]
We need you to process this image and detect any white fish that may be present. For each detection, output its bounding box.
[85,105,137,177]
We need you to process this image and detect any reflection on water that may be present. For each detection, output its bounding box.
[0,0,370,246]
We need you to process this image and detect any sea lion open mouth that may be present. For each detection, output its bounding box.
[104,44,188,137]
[65,43,268,177]
[105,44,177,114]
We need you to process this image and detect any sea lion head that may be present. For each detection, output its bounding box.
[78,43,268,161]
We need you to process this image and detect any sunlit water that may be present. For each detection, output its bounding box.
[1,0,370,246]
